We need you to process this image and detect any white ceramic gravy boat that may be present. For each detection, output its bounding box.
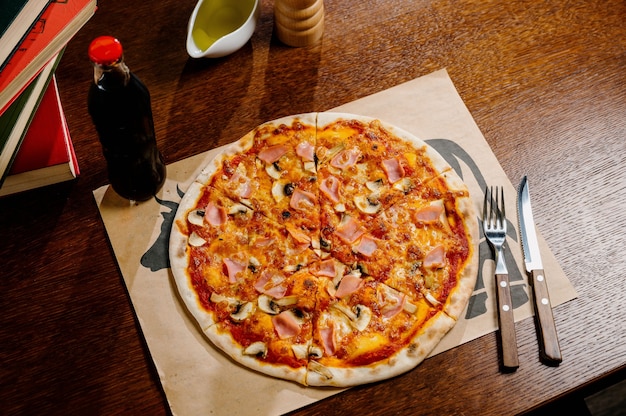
[186,0,260,58]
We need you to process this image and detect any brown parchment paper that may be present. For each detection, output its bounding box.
[93,69,577,416]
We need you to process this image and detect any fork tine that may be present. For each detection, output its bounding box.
[483,186,489,226]
[490,186,496,228]
[494,186,500,228]
[491,186,496,228]
[496,186,505,230]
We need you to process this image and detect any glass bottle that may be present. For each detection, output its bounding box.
[87,36,166,202]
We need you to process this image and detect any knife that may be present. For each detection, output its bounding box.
[517,176,562,365]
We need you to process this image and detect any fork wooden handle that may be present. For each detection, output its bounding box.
[496,273,519,371]
[530,269,563,365]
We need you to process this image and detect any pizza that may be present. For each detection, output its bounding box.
[169,112,478,387]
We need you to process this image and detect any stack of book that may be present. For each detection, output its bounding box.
[0,0,97,197]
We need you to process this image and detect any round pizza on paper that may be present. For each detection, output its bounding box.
[169,113,478,387]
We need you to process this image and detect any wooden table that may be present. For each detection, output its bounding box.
[1,0,625,414]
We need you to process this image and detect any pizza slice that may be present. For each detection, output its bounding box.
[199,113,321,253]
[204,267,332,385]
[371,170,478,320]
[169,183,254,326]
[315,113,452,215]
[306,274,455,387]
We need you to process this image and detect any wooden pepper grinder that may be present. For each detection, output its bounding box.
[274,0,324,47]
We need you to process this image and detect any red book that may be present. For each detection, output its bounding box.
[0,75,79,197]
[0,0,97,115]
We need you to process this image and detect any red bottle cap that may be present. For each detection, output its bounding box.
[88,36,124,65]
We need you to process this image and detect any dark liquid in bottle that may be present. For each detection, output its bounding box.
[88,72,166,201]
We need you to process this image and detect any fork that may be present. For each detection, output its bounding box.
[483,186,519,371]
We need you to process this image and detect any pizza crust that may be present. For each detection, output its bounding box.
[169,180,219,331]
[444,193,479,320]
[428,169,479,320]
[194,129,255,186]
[203,323,309,385]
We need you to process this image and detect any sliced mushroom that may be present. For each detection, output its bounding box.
[354,195,382,214]
[239,198,253,209]
[257,294,280,315]
[243,341,267,358]
[209,292,239,308]
[332,302,357,321]
[353,305,372,331]
[290,308,309,322]
[283,183,295,196]
[393,177,413,193]
[334,203,346,213]
[248,256,261,273]
[188,231,207,247]
[275,295,298,306]
[265,163,281,179]
[320,143,345,165]
[230,301,255,321]
[271,181,287,203]
[303,161,316,173]
[308,360,333,379]
[423,290,441,307]
[403,301,418,314]
[366,179,385,192]
[291,343,310,360]
[355,262,369,276]
[332,303,372,331]
[228,203,250,215]
[188,210,205,226]
[308,345,324,359]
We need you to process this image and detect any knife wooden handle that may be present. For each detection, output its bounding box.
[495,273,519,371]
[530,269,562,365]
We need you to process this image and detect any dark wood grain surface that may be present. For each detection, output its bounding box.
[1,0,625,414]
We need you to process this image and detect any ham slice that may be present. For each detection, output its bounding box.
[335,215,365,244]
[312,259,336,277]
[258,144,288,163]
[286,223,311,244]
[414,200,445,223]
[223,258,246,283]
[296,142,315,161]
[335,274,363,298]
[253,237,275,247]
[272,311,302,339]
[235,178,252,198]
[320,326,336,355]
[254,270,288,298]
[330,148,360,169]
[205,201,227,226]
[381,292,406,319]
[320,175,341,203]
[382,158,405,184]
[423,245,446,268]
[289,189,316,211]
[231,172,252,198]
[353,234,377,257]
[378,285,406,319]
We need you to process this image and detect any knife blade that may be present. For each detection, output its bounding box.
[517,176,562,365]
